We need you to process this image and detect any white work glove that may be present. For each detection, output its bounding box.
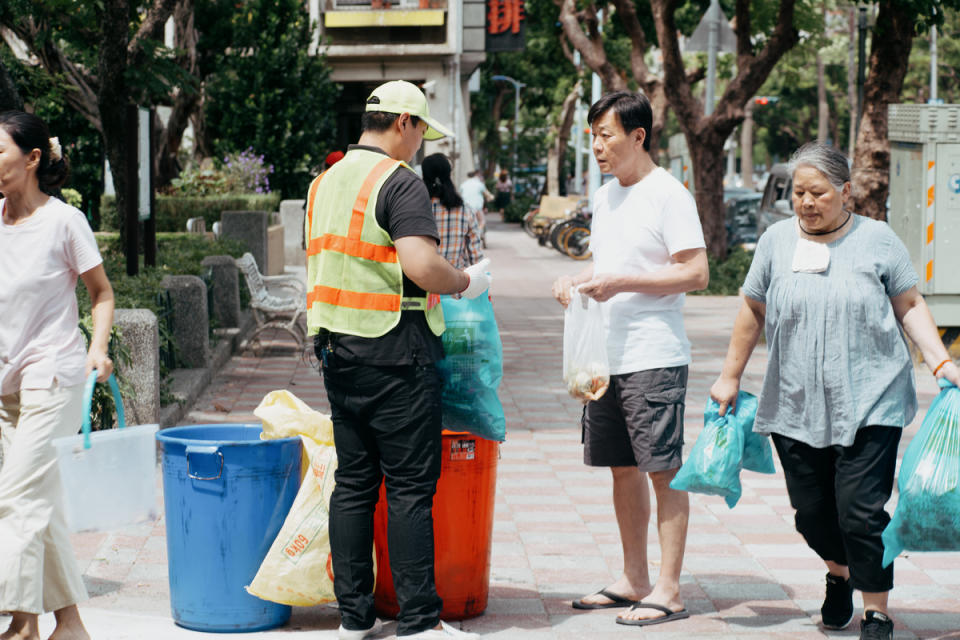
[460,258,492,299]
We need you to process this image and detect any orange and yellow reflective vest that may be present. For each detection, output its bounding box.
[305,149,444,338]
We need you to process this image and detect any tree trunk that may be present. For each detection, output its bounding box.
[0,59,23,111]
[816,0,828,143]
[99,0,133,243]
[650,0,799,258]
[817,51,828,143]
[847,8,857,157]
[689,134,728,258]
[484,87,508,177]
[547,82,581,195]
[852,1,914,221]
[740,100,754,190]
[155,0,199,187]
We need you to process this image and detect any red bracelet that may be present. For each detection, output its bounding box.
[933,358,951,376]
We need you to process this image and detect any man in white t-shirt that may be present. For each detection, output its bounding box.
[551,91,708,627]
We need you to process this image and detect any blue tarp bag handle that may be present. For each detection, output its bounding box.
[81,369,126,450]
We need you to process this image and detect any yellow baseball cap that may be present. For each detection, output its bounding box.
[365,80,454,141]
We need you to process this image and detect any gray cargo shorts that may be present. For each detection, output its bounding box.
[582,365,688,471]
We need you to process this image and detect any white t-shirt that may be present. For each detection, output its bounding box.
[0,197,103,394]
[589,167,705,374]
[460,177,487,213]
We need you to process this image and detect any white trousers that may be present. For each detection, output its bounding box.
[0,383,88,614]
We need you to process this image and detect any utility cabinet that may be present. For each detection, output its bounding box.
[888,103,960,326]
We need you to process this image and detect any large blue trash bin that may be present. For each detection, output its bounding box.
[157,424,302,632]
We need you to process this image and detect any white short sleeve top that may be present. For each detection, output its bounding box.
[0,196,103,394]
[589,167,706,374]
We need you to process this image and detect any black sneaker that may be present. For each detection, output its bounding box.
[821,573,854,629]
[860,610,894,640]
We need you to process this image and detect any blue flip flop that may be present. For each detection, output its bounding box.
[616,601,690,626]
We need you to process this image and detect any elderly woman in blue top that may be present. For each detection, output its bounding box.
[710,142,960,640]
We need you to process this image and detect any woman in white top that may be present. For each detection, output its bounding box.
[0,110,114,640]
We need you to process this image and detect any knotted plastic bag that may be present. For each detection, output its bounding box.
[562,288,609,403]
[704,391,776,475]
[881,379,960,567]
[246,390,339,606]
[670,408,745,508]
[436,294,506,441]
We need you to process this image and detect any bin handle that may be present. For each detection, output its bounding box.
[186,445,224,481]
[81,369,127,450]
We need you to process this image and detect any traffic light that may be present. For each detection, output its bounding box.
[754,96,780,106]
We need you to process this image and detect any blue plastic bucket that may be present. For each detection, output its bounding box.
[157,424,302,632]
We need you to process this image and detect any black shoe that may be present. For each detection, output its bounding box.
[821,573,854,629]
[860,610,894,640]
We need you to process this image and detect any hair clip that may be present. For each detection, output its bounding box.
[49,137,62,162]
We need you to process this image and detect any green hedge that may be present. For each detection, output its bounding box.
[692,247,755,296]
[502,193,538,223]
[100,193,282,232]
[78,232,248,316]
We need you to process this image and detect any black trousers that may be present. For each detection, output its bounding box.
[322,354,444,635]
[772,425,901,593]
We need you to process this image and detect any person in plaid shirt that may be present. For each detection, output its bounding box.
[422,154,484,269]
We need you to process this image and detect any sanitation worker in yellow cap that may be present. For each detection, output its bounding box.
[304,80,488,640]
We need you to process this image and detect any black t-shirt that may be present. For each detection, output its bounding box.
[324,145,445,365]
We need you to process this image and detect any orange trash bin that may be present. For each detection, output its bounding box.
[373,431,498,620]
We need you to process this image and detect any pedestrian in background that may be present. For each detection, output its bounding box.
[304,80,490,640]
[423,154,483,270]
[459,170,492,247]
[710,142,960,640]
[552,91,709,627]
[0,110,115,640]
[493,170,512,215]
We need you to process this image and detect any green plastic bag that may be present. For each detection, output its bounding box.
[671,411,745,508]
[435,294,506,442]
[705,392,776,475]
[881,379,960,567]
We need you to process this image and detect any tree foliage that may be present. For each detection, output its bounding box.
[552,0,815,257]
[852,0,960,221]
[197,0,339,198]
[470,0,582,186]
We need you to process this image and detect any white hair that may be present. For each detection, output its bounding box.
[787,142,850,190]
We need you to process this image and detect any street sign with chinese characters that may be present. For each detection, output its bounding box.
[486,0,525,52]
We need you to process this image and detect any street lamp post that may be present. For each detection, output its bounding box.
[492,75,525,181]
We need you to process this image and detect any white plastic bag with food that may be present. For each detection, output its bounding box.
[562,287,610,402]
[246,390,339,606]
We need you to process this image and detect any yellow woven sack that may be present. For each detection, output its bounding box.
[246,390,338,606]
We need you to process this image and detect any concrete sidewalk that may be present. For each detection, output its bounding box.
[12,216,960,639]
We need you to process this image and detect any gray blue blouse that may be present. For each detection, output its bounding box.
[742,215,919,447]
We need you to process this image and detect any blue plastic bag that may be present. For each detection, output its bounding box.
[881,379,960,567]
[435,294,506,442]
[670,412,745,508]
[705,392,776,475]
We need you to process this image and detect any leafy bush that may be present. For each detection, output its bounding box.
[168,149,274,196]
[694,247,756,296]
[166,161,228,196]
[78,233,247,316]
[199,0,338,198]
[100,193,282,232]
[78,319,132,431]
[502,193,537,223]
[62,188,83,209]
[221,148,273,194]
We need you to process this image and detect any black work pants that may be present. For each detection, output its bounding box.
[772,425,901,593]
[322,354,443,635]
